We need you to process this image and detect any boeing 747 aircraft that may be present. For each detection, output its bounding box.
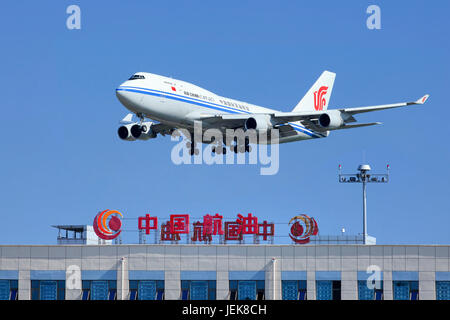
[116,71,428,155]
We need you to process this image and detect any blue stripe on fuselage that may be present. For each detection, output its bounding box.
[119,85,252,115]
[116,88,241,114]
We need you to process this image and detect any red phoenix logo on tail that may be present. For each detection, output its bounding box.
[314,86,328,111]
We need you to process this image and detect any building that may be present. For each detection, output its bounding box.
[309,235,376,245]
[0,244,449,300]
[53,225,113,245]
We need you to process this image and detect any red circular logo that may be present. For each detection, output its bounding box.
[93,209,123,240]
[288,215,318,244]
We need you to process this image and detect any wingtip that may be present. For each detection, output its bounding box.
[417,94,430,104]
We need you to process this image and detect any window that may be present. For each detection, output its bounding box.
[436,281,450,300]
[128,74,145,80]
[393,281,419,300]
[82,289,90,300]
[129,280,164,300]
[316,281,332,300]
[190,281,208,300]
[0,280,18,300]
[82,280,116,300]
[181,280,216,300]
[316,280,341,300]
[31,280,65,300]
[239,281,256,300]
[181,288,189,300]
[358,280,383,300]
[282,280,307,300]
[229,280,265,300]
[129,290,137,300]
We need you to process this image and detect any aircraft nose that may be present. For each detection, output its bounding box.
[116,85,129,104]
[116,80,130,97]
[116,87,125,98]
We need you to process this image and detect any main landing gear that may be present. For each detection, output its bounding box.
[231,144,252,153]
[211,138,252,154]
[211,146,227,155]
[230,138,252,153]
[186,141,200,156]
[187,138,253,156]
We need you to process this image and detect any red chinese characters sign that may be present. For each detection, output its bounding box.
[138,214,158,234]
[170,214,190,234]
[99,211,319,244]
[203,214,224,236]
[136,213,275,243]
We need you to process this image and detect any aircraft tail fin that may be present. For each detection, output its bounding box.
[293,71,336,112]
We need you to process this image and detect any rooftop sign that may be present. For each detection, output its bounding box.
[93,211,319,244]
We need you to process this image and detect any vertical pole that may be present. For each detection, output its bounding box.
[272,258,277,300]
[362,179,367,245]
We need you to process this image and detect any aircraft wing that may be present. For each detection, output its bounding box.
[269,94,429,123]
[339,94,429,115]
[199,94,429,130]
[200,114,248,129]
[149,123,176,136]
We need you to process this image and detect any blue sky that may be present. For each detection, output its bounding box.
[0,1,449,245]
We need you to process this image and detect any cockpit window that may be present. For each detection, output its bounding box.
[128,74,145,80]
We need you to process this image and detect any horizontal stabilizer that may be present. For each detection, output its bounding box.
[328,122,382,131]
[120,113,134,124]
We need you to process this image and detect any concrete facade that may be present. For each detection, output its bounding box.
[0,244,449,300]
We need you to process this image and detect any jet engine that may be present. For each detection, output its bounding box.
[118,123,137,141]
[318,110,345,129]
[244,115,272,132]
[118,121,156,141]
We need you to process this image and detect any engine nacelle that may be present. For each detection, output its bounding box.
[244,115,272,132]
[118,123,138,141]
[137,121,157,140]
[117,122,156,141]
[318,110,345,129]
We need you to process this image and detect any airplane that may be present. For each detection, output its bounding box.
[115,71,429,155]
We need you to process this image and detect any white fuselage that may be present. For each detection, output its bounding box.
[116,72,326,143]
